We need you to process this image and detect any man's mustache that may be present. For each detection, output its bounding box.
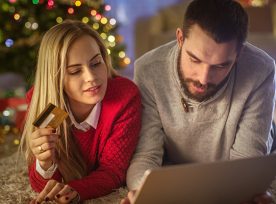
[184,78,216,90]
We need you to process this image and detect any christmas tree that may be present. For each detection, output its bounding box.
[0,0,130,85]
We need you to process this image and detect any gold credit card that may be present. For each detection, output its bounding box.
[33,103,68,129]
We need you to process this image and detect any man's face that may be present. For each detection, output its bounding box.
[176,24,238,102]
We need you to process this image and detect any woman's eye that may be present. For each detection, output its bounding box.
[90,61,101,68]
[68,70,81,75]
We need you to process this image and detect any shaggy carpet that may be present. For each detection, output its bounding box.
[1,149,276,204]
[0,152,127,204]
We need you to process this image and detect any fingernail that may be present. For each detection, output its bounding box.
[45,197,49,201]
[56,194,60,198]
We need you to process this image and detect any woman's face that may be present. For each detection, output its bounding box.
[63,35,108,115]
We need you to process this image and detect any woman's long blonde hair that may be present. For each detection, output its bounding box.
[20,20,117,182]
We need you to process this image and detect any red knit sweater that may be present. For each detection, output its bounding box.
[27,76,141,201]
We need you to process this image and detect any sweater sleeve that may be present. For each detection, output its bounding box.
[230,59,276,158]
[126,60,166,191]
[28,161,63,192]
[68,84,141,200]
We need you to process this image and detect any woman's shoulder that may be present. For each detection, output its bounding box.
[104,76,141,105]
[108,76,140,96]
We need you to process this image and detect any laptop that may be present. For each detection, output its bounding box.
[132,154,276,204]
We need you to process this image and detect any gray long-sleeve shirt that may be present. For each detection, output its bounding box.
[127,41,276,190]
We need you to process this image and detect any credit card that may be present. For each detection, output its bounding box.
[33,103,68,128]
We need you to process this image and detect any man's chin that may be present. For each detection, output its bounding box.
[187,89,212,102]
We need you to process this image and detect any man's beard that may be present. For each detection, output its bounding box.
[177,49,229,102]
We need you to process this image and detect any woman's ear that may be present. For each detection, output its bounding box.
[176,28,184,48]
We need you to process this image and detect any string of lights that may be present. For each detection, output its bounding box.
[0,0,130,84]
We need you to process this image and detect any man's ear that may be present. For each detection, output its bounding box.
[176,28,184,48]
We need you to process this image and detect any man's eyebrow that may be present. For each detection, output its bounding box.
[186,50,233,67]
[67,53,101,68]
[186,50,201,61]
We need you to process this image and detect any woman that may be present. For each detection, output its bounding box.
[20,20,141,204]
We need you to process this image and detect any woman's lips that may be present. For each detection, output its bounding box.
[84,85,101,94]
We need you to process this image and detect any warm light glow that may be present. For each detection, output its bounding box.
[4,125,11,132]
[3,110,10,116]
[14,139,20,145]
[100,33,107,40]
[90,9,97,16]
[9,0,17,3]
[109,42,116,47]
[75,0,81,7]
[25,22,31,29]
[14,13,20,20]
[56,17,63,23]
[107,35,115,42]
[119,51,126,58]
[82,17,89,23]
[95,14,102,21]
[32,22,39,30]
[107,49,111,55]
[93,23,100,30]
[100,17,108,25]
[68,7,74,14]
[251,0,265,7]
[123,57,131,65]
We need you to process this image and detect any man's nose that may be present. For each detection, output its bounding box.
[198,65,211,85]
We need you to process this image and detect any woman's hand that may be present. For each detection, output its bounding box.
[29,127,59,170]
[120,190,136,204]
[30,180,79,204]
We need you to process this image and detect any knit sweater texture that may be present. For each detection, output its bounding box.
[127,41,276,190]
[27,76,141,200]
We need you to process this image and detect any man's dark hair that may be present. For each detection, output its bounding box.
[183,0,248,50]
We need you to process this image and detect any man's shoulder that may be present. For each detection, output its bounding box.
[235,43,275,90]
[238,43,275,73]
[135,40,177,72]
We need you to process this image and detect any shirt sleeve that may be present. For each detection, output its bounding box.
[36,159,58,179]
[28,160,63,192]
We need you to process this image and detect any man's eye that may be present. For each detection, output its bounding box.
[190,57,200,63]
[213,65,228,69]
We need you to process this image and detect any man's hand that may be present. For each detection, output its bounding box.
[242,192,272,204]
[120,190,273,204]
[120,190,136,204]
[30,179,79,204]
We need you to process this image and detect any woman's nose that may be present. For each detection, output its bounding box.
[83,66,96,82]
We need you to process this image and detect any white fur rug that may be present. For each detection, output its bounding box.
[0,152,127,204]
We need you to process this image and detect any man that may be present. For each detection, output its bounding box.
[122,0,276,203]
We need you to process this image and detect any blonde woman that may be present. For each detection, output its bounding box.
[21,20,141,204]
